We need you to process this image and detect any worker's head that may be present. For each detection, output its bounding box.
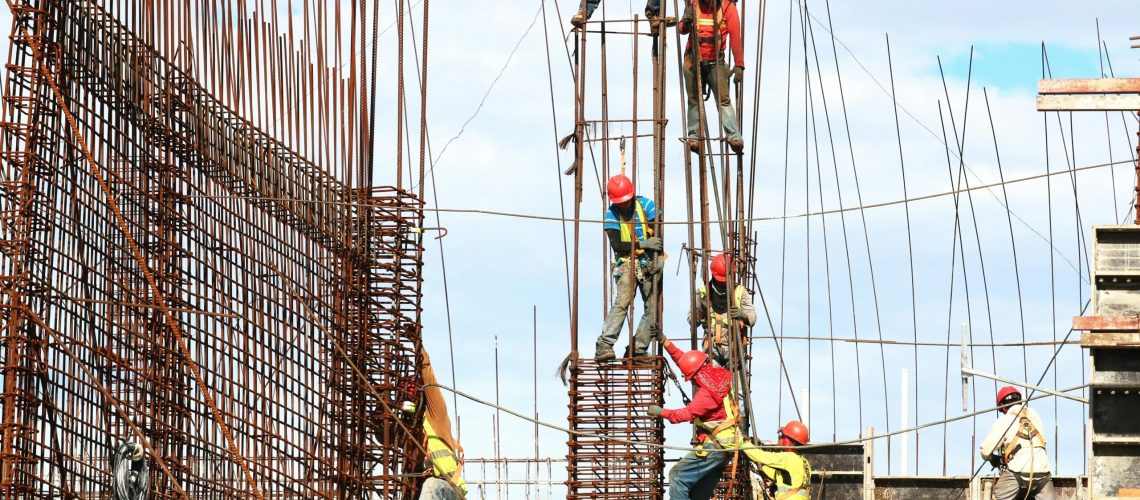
[710,253,729,283]
[996,386,1022,414]
[607,174,635,207]
[778,420,809,448]
[677,349,708,381]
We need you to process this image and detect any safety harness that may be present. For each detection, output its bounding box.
[614,198,650,267]
[424,420,468,496]
[1001,407,1046,466]
[697,284,748,353]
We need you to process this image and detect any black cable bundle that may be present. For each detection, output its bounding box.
[111,441,149,500]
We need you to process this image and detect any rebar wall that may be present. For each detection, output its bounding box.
[0,1,426,498]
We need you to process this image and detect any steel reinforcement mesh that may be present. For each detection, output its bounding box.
[0,1,424,498]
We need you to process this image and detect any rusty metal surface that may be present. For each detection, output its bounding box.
[0,0,426,498]
[1038,77,1140,94]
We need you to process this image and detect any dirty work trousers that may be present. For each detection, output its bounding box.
[578,0,663,19]
[993,470,1055,500]
[668,441,731,500]
[419,477,464,500]
[597,265,660,355]
[683,58,740,142]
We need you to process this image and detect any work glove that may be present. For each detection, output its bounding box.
[647,405,663,417]
[655,329,668,344]
[640,236,663,252]
[731,65,745,85]
[987,451,1003,469]
[680,5,693,31]
[729,307,748,320]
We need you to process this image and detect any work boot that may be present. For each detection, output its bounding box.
[571,10,586,27]
[648,16,677,28]
[687,138,701,153]
[727,137,744,153]
[594,347,615,362]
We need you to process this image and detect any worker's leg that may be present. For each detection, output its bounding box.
[644,0,661,16]
[419,477,463,500]
[598,269,636,353]
[709,342,730,368]
[632,269,660,354]
[683,57,701,139]
[668,443,731,500]
[709,61,741,142]
[1028,473,1056,500]
[991,469,1024,500]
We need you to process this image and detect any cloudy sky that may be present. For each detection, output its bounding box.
[5,1,1138,497]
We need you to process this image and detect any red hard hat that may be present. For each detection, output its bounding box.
[997,386,1022,406]
[710,253,729,282]
[607,174,635,204]
[779,420,809,446]
[677,349,708,381]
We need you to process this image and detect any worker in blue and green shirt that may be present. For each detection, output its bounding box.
[596,174,662,361]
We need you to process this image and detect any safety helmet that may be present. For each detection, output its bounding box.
[779,420,809,446]
[677,349,708,381]
[996,386,1022,411]
[607,174,635,204]
[710,253,729,282]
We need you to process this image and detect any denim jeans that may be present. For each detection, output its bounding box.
[993,470,1055,500]
[684,58,741,141]
[419,477,464,500]
[597,264,660,355]
[668,441,731,500]
[579,0,663,19]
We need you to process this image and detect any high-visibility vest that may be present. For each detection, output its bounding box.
[424,420,467,495]
[692,1,730,61]
[697,285,747,348]
[694,392,741,446]
[614,198,651,265]
[770,455,812,499]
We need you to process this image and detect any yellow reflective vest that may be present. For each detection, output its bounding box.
[696,285,747,349]
[424,419,467,495]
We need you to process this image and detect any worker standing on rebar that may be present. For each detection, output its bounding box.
[570,0,670,27]
[647,333,738,499]
[412,350,468,499]
[979,386,1056,500]
[596,174,663,361]
[740,421,813,499]
[688,252,755,369]
[679,0,744,154]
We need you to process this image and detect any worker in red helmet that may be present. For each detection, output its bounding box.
[678,0,744,153]
[739,421,813,499]
[688,252,755,368]
[646,331,738,499]
[596,174,663,361]
[979,386,1055,499]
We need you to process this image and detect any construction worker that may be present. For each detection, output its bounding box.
[979,386,1055,500]
[596,174,663,361]
[647,333,738,499]
[678,0,744,154]
[412,349,468,499]
[688,252,756,368]
[740,421,812,499]
[571,0,666,27]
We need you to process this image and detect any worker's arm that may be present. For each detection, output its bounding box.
[660,386,719,424]
[688,289,707,326]
[663,340,686,366]
[606,228,634,255]
[724,3,744,66]
[678,1,693,34]
[737,286,757,327]
[978,415,1010,461]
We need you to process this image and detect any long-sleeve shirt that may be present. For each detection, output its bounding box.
[978,404,1051,474]
[660,342,729,439]
[740,447,810,493]
[678,0,744,65]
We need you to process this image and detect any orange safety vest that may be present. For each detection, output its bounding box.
[691,1,730,61]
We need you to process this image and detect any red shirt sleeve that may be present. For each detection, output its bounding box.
[665,341,685,366]
[661,386,720,424]
[725,3,744,66]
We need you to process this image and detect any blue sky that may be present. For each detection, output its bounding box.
[4,1,1139,498]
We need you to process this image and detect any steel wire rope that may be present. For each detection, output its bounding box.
[774,0,795,425]
[1101,42,1140,222]
[796,0,814,434]
[30,22,266,497]
[1095,21,1120,217]
[802,5,861,437]
[886,34,921,471]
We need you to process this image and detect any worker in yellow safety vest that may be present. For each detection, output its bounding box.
[596,174,664,361]
[688,252,755,368]
[411,348,468,499]
[980,386,1055,500]
[740,421,813,499]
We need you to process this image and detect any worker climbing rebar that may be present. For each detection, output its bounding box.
[570,0,672,27]
[408,349,468,499]
[741,421,813,499]
[679,0,745,153]
[688,252,756,369]
[595,174,664,361]
[980,386,1056,500]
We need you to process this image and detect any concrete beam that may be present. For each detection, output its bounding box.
[1037,94,1140,111]
[1039,78,1140,94]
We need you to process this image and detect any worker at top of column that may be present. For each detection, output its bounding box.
[570,0,672,28]
[740,421,813,499]
[596,174,664,361]
[647,332,739,499]
[678,0,745,154]
[688,252,756,369]
[980,386,1056,500]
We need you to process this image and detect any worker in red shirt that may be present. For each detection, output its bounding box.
[647,332,739,499]
[678,0,744,154]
